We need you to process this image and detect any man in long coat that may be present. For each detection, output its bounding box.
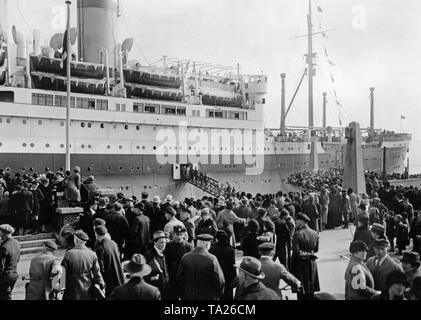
[61,230,105,300]
[210,230,237,300]
[105,203,130,254]
[176,234,225,300]
[94,226,125,297]
[164,225,193,300]
[125,200,150,258]
[0,225,20,300]
[366,238,403,292]
[290,214,320,300]
[25,240,62,300]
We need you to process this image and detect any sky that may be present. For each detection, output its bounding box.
[3,0,421,170]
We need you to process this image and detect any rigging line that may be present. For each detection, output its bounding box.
[119,3,150,65]
[16,0,32,34]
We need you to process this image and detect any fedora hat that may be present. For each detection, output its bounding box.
[165,195,174,203]
[236,257,265,280]
[87,175,95,182]
[401,251,421,267]
[153,196,161,204]
[122,254,152,278]
[152,230,168,242]
[0,224,15,235]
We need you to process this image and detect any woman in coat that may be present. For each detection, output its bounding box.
[216,201,246,247]
[345,241,379,300]
[65,166,81,204]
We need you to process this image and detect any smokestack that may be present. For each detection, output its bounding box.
[12,25,27,66]
[280,73,286,136]
[370,87,375,132]
[322,92,327,129]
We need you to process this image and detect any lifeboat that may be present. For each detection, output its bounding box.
[200,88,244,108]
[125,82,182,102]
[30,54,107,80]
[31,71,106,95]
[123,67,181,89]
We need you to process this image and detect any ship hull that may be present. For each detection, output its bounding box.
[0,144,408,197]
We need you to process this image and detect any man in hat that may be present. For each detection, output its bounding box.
[105,203,130,255]
[25,240,62,300]
[109,254,160,300]
[366,238,403,292]
[302,195,320,232]
[258,242,301,299]
[84,176,100,203]
[290,214,320,300]
[345,241,379,300]
[149,197,166,236]
[164,225,193,300]
[401,251,421,288]
[61,230,105,300]
[179,207,195,244]
[216,200,246,247]
[125,201,150,259]
[161,195,174,215]
[209,230,237,300]
[176,234,225,300]
[95,197,110,221]
[367,223,386,260]
[163,206,184,241]
[94,226,125,297]
[77,199,98,248]
[371,270,408,300]
[15,183,34,235]
[196,207,218,239]
[139,191,154,219]
[144,231,170,299]
[234,256,280,300]
[353,214,372,249]
[0,224,20,300]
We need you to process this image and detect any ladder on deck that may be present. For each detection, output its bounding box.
[181,171,222,197]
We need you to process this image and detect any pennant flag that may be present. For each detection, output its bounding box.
[401,115,406,120]
[328,59,336,66]
[334,90,338,98]
[324,48,329,57]
[317,6,323,12]
[322,32,328,39]
[330,73,335,83]
[336,100,343,107]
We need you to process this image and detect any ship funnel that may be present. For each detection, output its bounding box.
[78,0,118,67]
[12,25,27,66]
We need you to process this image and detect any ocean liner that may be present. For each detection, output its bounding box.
[0,0,411,198]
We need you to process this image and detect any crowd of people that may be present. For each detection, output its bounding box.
[0,166,421,301]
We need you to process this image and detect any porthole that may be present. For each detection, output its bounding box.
[45,144,50,148]
[113,124,117,129]
[119,145,123,149]
[30,143,35,148]
[37,120,42,125]
[60,121,64,127]
[137,167,141,171]
[124,125,129,130]
[23,119,27,124]
[88,145,92,149]
[22,143,27,148]
[6,118,11,124]
[130,167,135,171]
[136,125,140,131]
[81,123,85,128]
[107,145,111,149]
[60,144,64,148]
[0,143,2,147]
[101,124,105,129]
[81,145,85,149]
[153,146,157,150]
[136,146,140,150]
[142,146,146,150]
[88,123,92,128]
[119,167,123,171]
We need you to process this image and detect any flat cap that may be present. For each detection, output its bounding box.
[373,238,390,248]
[0,224,15,235]
[196,234,214,242]
[74,230,90,242]
[95,226,108,236]
[93,218,106,227]
[44,240,58,251]
[371,223,385,235]
[349,240,369,254]
[296,213,310,223]
[258,242,275,252]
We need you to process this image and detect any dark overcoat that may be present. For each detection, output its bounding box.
[176,247,225,300]
[61,245,105,300]
[235,282,280,300]
[290,225,320,295]
[210,243,237,300]
[94,238,125,297]
[109,277,160,300]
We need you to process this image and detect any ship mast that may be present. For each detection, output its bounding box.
[65,1,72,171]
[307,0,315,129]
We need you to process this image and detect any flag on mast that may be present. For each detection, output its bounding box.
[401,115,406,120]
[60,30,68,73]
[317,6,323,12]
